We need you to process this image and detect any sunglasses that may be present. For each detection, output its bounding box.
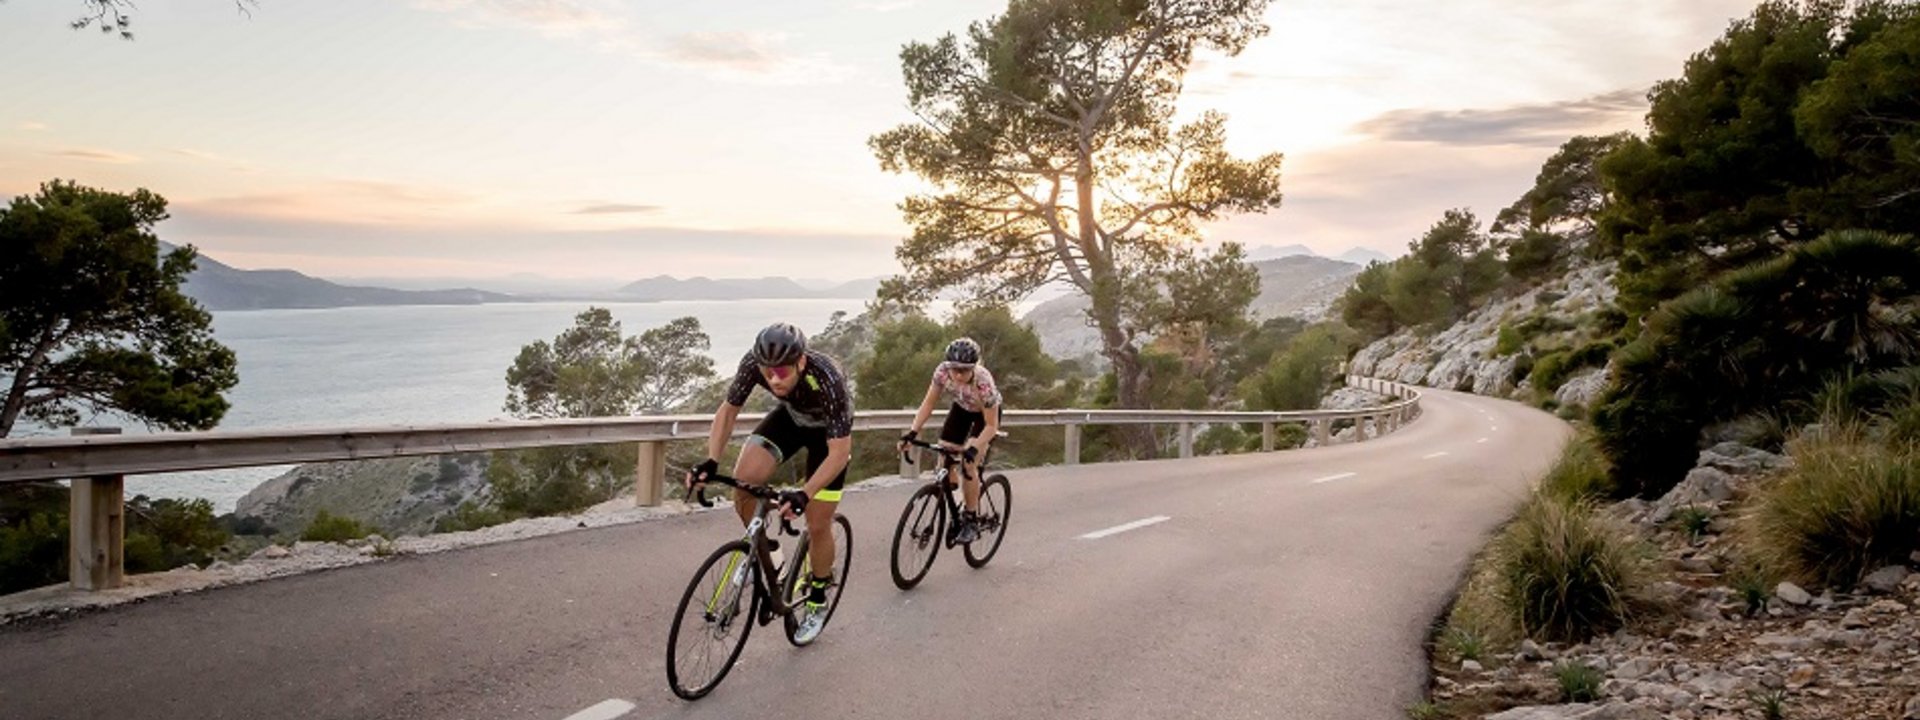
[760,364,798,381]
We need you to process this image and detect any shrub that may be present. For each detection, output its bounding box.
[1440,626,1488,663]
[1554,662,1604,703]
[1746,427,1920,588]
[1496,494,1648,642]
[1495,323,1524,356]
[303,510,377,543]
[1539,433,1614,502]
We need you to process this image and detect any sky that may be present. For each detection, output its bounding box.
[0,0,1761,284]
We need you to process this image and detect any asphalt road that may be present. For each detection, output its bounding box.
[0,388,1569,720]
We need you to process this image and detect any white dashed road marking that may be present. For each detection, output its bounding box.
[564,699,635,720]
[1080,516,1172,540]
[1310,472,1357,485]
[1423,452,1450,459]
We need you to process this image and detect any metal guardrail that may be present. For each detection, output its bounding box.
[1,377,1419,591]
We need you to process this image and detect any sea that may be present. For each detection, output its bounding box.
[10,299,875,513]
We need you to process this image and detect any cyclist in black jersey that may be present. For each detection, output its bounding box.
[685,322,853,644]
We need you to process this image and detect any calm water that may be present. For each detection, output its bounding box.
[20,300,867,512]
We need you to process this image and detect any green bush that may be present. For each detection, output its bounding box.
[1194,424,1251,456]
[1511,352,1537,384]
[1746,428,1920,588]
[1554,662,1604,703]
[302,510,377,543]
[1495,494,1648,642]
[1538,433,1614,502]
[2,486,231,593]
[1531,340,1613,393]
[1495,323,1524,356]
[1595,230,1920,497]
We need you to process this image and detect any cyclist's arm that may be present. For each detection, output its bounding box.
[803,436,853,498]
[908,381,940,436]
[981,403,1001,437]
[706,401,742,462]
[709,354,757,462]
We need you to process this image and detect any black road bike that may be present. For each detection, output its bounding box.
[889,435,1012,590]
[664,474,852,700]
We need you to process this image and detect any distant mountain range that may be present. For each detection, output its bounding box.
[168,244,886,311]
[1244,243,1393,266]
[172,245,517,311]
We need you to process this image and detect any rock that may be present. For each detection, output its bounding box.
[1555,366,1611,409]
[1775,582,1813,606]
[171,563,200,573]
[1667,467,1737,505]
[1686,671,1745,698]
[1863,565,1912,594]
[1488,703,1660,720]
[1842,608,1872,629]
[206,560,232,572]
[1519,639,1548,661]
[1488,706,1597,720]
[250,545,292,560]
[1462,659,1484,673]
[1754,633,1814,652]
[1868,599,1908,614]
[1903,693,1920,720]
[1614,657,1660,681]
[1697,442,1788,475]
[1785,665,1817,689]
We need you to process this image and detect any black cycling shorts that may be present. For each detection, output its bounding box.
[939,404,988,447]
[746,407,847,499]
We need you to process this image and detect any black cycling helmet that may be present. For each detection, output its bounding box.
[945,337,981,366]
[753,322,807,367]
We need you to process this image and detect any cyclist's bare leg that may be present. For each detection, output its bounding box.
[730,442,778,527]
[804,496,837,581]
[941,440,983,514]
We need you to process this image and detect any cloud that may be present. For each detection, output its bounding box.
[412,0,626,38]
[660,32,786,73]
[1353,89,1646,147]
[573,203,661,215]
[51,148,141,164]
[188,179,482,225]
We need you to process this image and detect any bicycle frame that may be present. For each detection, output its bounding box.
[694,480,805,622]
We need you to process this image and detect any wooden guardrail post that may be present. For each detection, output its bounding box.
[1260,422,1275,452]
[636,440,666,507]
[69,427,125,591]
[1178,422,1194,458]
[1064,424,1081,465]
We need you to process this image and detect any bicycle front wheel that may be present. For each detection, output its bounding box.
[889,484,945,589]
[666,540,759,700]
[964,474,1012,568]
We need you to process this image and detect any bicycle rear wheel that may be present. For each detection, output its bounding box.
[666,540,759,700]
[889,484,946,589]
[782,513,853,646]
[963,474,1012,568]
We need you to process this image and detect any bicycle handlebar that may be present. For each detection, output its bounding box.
[899,436,975,465]
[687,473,799,537]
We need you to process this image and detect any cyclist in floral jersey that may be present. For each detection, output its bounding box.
[898,337,1001,544]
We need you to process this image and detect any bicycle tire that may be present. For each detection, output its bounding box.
[963,474,1012,568]
[889,484,946,589]
[665,540,759,700]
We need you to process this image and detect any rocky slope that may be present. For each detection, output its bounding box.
[1433,443,1920,720]
[1348,260,1618,407]
[234,453,490,537]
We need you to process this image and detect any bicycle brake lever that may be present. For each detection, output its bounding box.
[694,484,713,508]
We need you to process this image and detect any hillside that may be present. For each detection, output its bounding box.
[1022,254,1363,359]
[173,244,517,311]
